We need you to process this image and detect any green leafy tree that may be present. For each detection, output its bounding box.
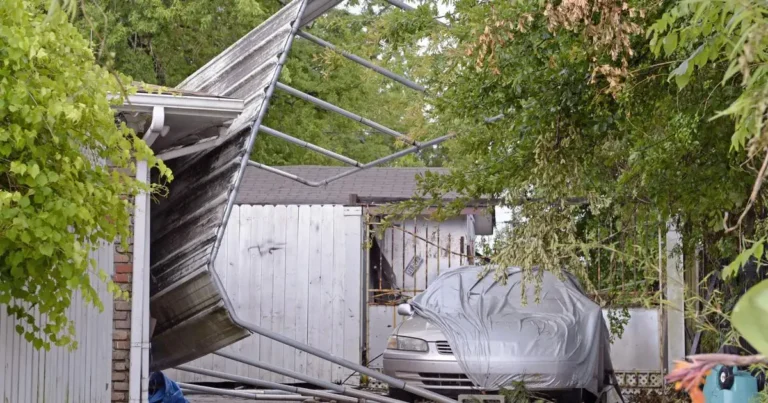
[367,0,768,385]
[648,0,768,375]
[0,0,169,349]
[371,0,754,303]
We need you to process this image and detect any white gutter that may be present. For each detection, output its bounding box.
[128,159,150,403]
[115,93,244,119]
[114,93,245,162]
[129,106,164,403]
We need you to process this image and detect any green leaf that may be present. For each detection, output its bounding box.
[723,240,763,280]
[28,163,40,179]
[39,244,54,256]
[732,279,768,356]
[10,161,26,175]
[663,32,678,54]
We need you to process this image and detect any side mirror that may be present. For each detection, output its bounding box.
[396,303,413,316]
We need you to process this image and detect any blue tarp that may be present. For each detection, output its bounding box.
[148,372,188,403]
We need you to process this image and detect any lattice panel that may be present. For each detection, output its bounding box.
[615,371,665,398]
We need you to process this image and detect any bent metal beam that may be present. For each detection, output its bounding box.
[247,133,455,188]
[215,351,407,403]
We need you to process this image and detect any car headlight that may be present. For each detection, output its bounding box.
[387,335,428,352]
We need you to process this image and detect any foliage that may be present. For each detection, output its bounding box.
[76,0,268,87]
[371,0,748,309]
[0,0,169,349]
[648,0,768,357]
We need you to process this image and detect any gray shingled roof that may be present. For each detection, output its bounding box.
[236,166,457,205]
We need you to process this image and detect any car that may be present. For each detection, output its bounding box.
[382,266,615,403]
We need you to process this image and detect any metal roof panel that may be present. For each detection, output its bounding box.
[149,0,307,370]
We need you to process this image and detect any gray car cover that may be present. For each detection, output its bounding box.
[410,266,612,394]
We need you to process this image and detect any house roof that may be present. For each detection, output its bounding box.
[237,165,460,205]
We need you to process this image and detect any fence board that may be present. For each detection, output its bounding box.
[173,204,364,384]
[0,242,114,402]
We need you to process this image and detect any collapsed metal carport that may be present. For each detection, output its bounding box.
[120,0,499,401]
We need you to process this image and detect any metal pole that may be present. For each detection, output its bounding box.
[484,113,504,123]
[297,31,426,93]
[276,82,418,146]
[259,125,362,166]
[215,351,407,403]
[229,315,458,403]
[248,133,454,187]
[177,383,311,401]
[383,0,414,11]
[175,365,358,403]
[128,159,150,403]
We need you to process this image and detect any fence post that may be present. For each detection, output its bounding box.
[665,220,685,372]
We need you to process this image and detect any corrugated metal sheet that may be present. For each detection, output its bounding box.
[149,133,251,371]
[166,204,364,385]
[301,0,344,26]
[0,241,114,403]
[150,0,307,371]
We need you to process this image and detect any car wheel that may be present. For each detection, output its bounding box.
[388,387,416,403]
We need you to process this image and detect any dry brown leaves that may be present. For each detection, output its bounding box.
[545,0,645,94]
[468,0,645,95]
[468,10,533,75]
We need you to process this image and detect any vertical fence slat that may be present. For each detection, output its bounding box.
[318,205,335,380]
[247,205,264,380]
[343,207,363,384]
[259,205,276,380]
[235,205,253,380]
[271,205,287,382]
[306,205,323,379]
[283,205,300,377]
[331,206,346,382]
[295,205,311,377]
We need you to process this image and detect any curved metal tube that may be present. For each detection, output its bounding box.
[175,365,357,403]
[178,383,311,401]
[215,351,407,403]
[229,315,457,403]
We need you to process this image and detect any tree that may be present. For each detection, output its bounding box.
[378,0,748,293]
[372,0,768,399]
[0,0,169,349]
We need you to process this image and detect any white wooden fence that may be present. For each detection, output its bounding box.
[167,204,365,385]
[0,240,114,403]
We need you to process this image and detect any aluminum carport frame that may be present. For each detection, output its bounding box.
[178,383,312,401]
[152,0,486,402]
[176,365,358,402]
[214,351,408,403]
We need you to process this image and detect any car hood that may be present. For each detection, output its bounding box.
[396,314,447,342]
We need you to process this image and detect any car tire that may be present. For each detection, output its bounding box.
[388,387,416,403]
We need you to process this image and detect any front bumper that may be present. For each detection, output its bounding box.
[383,343,479,392]
[383,344,595,394]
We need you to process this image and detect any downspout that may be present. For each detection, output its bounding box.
[129,107,163,403]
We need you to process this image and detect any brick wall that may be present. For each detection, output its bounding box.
[112,235,133,403]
